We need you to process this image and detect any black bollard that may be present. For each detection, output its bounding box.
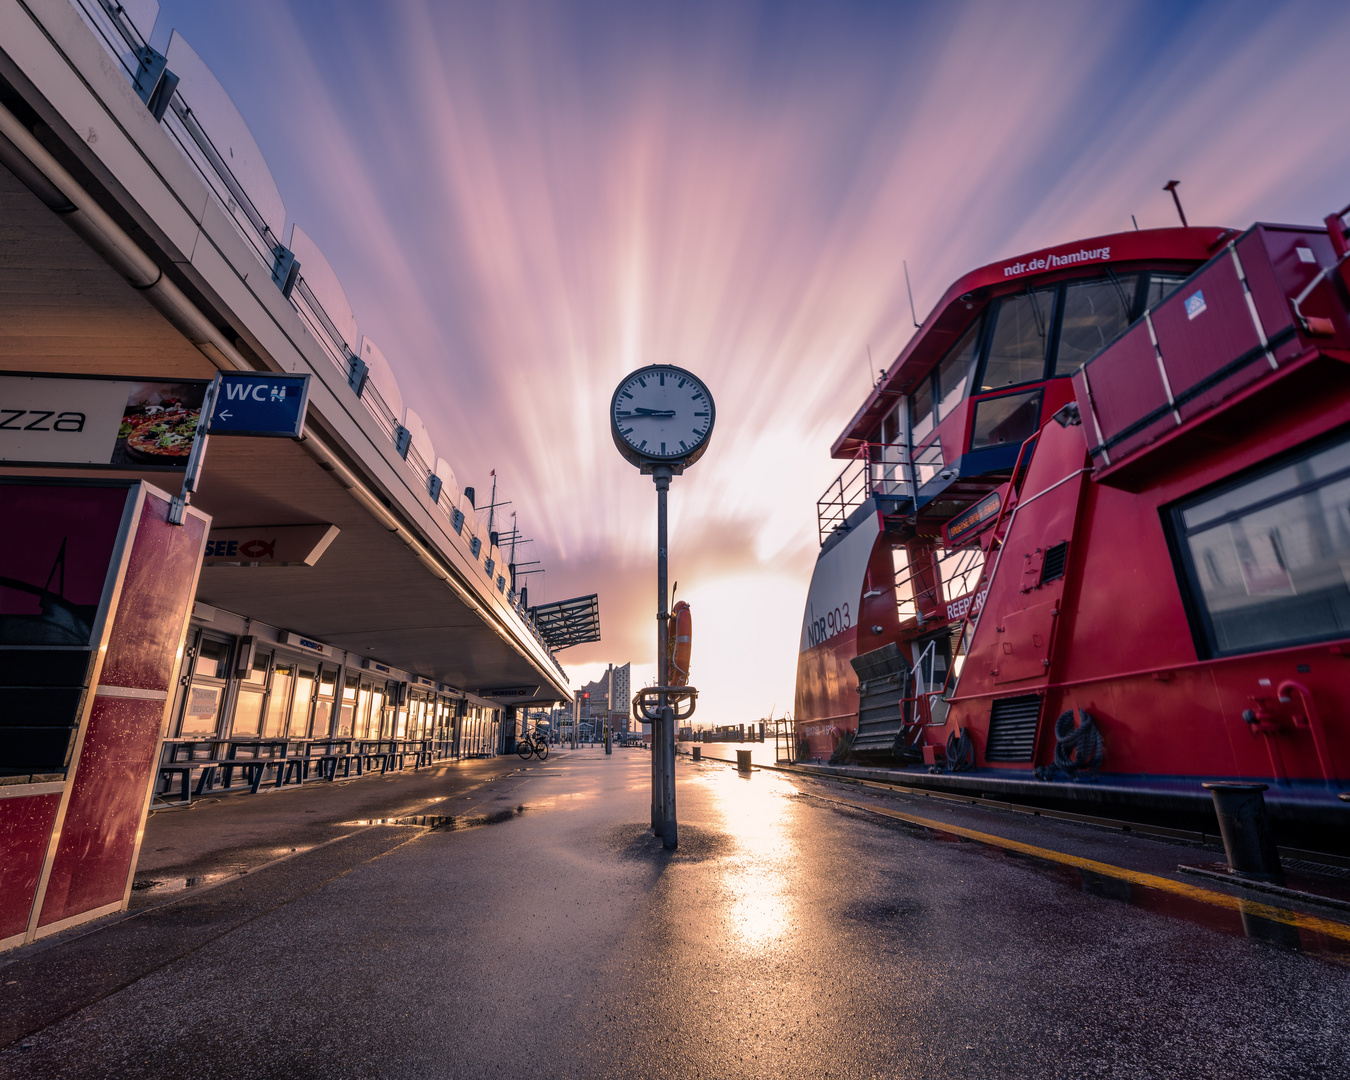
[736,749,752,774]
[692,746,701,762]
[1202,782,1283,881]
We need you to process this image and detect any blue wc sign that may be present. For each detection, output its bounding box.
[209,373,311,438]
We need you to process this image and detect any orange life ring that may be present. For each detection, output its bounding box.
[667,601,692,686]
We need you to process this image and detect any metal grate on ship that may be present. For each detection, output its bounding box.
[849,643,915,757]
[1040,541,1069,584]
[985,695,1041,762]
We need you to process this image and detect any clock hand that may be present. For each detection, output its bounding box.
[616,410,677,418]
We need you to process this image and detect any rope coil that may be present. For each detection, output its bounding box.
[1035,708,1105,780]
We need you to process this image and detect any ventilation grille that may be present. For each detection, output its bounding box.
[985,695,1041,762]
[1040,541,1069,584]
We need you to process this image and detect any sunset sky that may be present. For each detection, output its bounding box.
[151,0,1350,727]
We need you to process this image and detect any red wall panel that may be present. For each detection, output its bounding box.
[38,493,206,929]
[0,794,60,940]
[36,697,163,924]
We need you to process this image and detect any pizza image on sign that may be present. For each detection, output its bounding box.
[114,382,207,465]
[122,408,200,462]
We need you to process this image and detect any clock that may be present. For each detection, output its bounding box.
[610,365,716,470]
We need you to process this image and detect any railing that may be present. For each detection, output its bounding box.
[815,441,916,545]
[69,0,559,666]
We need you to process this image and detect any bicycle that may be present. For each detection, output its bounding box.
[516,728,550,761]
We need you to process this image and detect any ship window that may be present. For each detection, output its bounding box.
[1170,430,1350,657]
[1145,272,1189,311]
[1054,276,1138,375]
[911,376,934,442]
[979,288,1055,391]
[970,389,1043,450]
[936,320,981,421]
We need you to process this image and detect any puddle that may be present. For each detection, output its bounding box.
[130,873,227,894]
[346,806,526,830]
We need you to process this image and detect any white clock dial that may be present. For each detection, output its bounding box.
[610,365,715,466]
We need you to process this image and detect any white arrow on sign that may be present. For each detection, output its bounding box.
[218,410,232,420]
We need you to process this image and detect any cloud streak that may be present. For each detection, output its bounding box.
[157,0,1350,725]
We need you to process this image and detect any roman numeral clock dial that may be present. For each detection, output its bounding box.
[609,364,716,471]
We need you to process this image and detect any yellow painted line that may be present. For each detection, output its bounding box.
[815,791,1350,943]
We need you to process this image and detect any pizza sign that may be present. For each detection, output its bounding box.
[0,373,208,469]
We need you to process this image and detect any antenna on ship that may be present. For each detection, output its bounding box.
[903,260,920,328]
[1163,180,1188,227]
[866,345,877,388]
[1131,214,1140,231]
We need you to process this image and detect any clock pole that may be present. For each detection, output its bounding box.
[653,464,675,846]
[611,364,712,854]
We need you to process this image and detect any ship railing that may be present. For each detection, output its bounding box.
[816,442,916,545]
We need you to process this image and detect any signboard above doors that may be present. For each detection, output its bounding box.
[0,372,208,469]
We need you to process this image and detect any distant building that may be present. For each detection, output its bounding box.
[577,662,632,736]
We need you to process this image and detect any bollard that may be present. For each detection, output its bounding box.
[692,746,701,762]
[1202,782,1283,881]
[736,749,752,774]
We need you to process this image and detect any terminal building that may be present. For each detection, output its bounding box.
[0,0,597,948]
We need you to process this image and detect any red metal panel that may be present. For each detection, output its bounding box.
[993,600,1057,684]
[1075,323,1173,462]
[36,696,163,924]
[1151,256,1264,422]
[38,493,207,928]
[0,794,60,940]
[1237,226,1314,362]
[1239,224,1350,357]
[98,498,208,692]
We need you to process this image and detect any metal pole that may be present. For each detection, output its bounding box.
[653,465,676,848]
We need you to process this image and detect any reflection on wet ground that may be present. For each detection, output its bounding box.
[808,789,1350,965]
[346,806,526,830]
[689,765,801,949]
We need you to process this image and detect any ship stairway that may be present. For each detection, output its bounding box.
[849,642,921,759]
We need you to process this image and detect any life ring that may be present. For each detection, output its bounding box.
[667,601,692,686]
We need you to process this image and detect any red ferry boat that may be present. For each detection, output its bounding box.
[794,205,1350,831]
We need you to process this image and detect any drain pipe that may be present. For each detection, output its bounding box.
[0,102,249,373]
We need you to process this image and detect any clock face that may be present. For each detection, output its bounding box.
[610,365,715,467]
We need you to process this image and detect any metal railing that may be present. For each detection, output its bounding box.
[816,441,917,544]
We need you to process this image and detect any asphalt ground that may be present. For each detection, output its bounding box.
[2,747,1349,1079]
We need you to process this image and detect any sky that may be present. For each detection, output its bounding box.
[146,0,1350,727]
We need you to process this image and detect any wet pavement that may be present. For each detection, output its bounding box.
[2,748,1349,1078]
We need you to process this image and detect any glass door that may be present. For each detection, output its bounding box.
[312,668,337,739]
[289,666,317,738]
[337,673,358,738]
[263,659,294,738]
[231,649,271,737]
[175,631,232,738]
